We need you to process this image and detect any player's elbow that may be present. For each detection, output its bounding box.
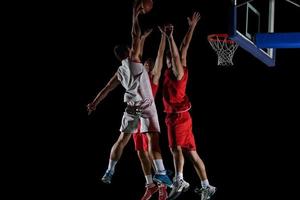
[131,31,138,38]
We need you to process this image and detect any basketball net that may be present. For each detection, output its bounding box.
[208,34,239,66]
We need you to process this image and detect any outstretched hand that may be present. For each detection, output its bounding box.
[187,12,201,27]
[87,102,97,115]
[159,24,173,38]
[133,0,143,17]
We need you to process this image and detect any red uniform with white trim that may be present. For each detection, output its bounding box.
[163,67,196,150]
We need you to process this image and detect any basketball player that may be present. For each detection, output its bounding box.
[87,0,172,189]
[99,26,168,200]
[160,12,216,200]
[134,26,169,200]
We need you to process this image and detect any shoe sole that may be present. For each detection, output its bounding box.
[200,188,217,200]
[167,185,190,200]
[167,192,181,200]
[207,188,217,200]
[141,189,159,200]
[101,179,111,184]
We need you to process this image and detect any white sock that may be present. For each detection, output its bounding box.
[153,159,166,174]
[107,159,118,174]
[152,160,158,172]
[176,172,183,180]
[201,179,209,188]
[145,175,153,185]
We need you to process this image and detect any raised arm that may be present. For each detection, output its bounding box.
[140,28,153,59]
[87,73,120,115]
[151,26,166,85]
[131,1,143,62]
[164,24,184,80]
[179,12,201,67]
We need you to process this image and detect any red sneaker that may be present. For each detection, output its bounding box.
[141,183,159,200]
[158,184,168,200]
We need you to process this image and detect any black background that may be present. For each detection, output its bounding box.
[32,0,300,199]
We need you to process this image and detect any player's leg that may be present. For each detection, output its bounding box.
[102,111,139,184]
[184,111,216,200]
[170,146,184,181]
[186,150,216,200]
[146,131,172,188]
[134,133,153,177]
[165,112,190,200]
[140,115,172,188]
[168,146,190,200]
[186,150,207,182]
[101,132,131,184]
[133,132,159,200]
[138,150,159,200]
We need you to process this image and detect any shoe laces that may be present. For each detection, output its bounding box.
[105,170,113,177]
[158,185,167,198]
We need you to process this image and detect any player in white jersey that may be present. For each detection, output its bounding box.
[87,0,172,188]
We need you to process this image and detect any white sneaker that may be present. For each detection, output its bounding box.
[195,185,216,200]
[167,179,190,200]
[101,170,113,184]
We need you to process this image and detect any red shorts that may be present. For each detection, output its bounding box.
[132,131,148,151]
[165,111,196,151]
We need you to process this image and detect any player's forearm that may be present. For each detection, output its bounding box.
[131,37,142,62]
[157,34,166,58]
[169,35,184,79]
[168,35,180,59]
[92,88,109,105]
[132,8,141,39]
[180,25,196,51]
[92,74,119,105]
[139,37,146,58]
[131,6,142,61]
[153,34,166,74]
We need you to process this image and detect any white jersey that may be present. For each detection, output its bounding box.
[117,58,155,110]
[117,58,160,133]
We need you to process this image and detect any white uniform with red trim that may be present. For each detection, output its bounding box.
[117,58,160,133]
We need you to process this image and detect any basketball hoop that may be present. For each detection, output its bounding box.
[208,34,239,66]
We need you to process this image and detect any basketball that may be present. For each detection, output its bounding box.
[142,0,153,14]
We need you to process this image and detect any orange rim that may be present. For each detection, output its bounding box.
[207,34,236,44]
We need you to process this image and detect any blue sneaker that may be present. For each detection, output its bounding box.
[101,170,113,184]
[166,169,174,177]
[153,173,172,188]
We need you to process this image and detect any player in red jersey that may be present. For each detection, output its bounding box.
[133,26,168,200]
[160,12,216,200]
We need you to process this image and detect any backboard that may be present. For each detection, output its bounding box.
[230,0,300,67]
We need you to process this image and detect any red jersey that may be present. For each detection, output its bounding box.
[163,68,191,113]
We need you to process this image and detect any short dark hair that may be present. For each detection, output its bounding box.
[114,45,129,61]
[145,58,154,66]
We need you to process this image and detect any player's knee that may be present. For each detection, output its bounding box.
[151,144,160,152]
[149,135,160,152]
[120,132,131,142]
[148,132,159,141]
[171,146,182,154]
[137,150,148,160]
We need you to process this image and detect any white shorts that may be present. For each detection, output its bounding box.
[119,110,160,134]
